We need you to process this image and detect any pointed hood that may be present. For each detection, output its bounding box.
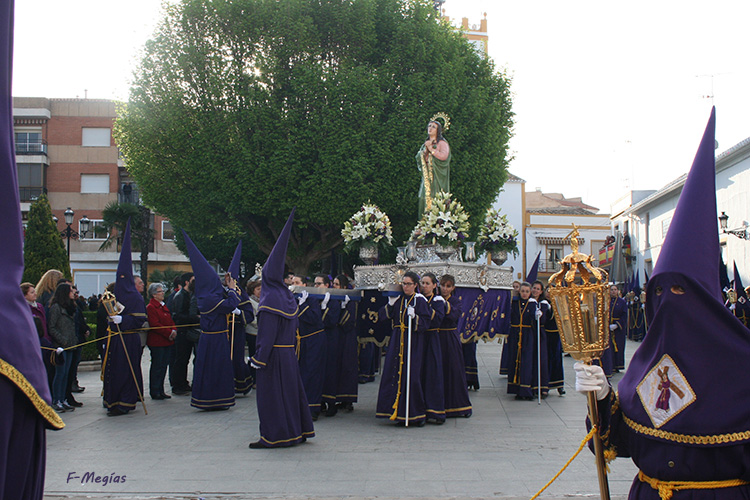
[720,253,731,292]
[633,269,641,296]
[652,108,720,300]
[114,219,146,316]
[526,251,541,283]
[228,240,242,281]
[735,263,748,302]
[618,108,750,443]
[0,1,63,428]
[259,209,297,317]
[182,230,224,312]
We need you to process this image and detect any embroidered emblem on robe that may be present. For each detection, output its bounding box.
[636,354,696,428]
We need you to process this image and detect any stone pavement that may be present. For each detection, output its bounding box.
[45,339,641,500]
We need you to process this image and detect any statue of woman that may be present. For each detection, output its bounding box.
[416,119,451,217]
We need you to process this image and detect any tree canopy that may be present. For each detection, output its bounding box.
[23,195,70,284]
[115,0,514,273]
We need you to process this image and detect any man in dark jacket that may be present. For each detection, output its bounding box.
[171,272,198,395]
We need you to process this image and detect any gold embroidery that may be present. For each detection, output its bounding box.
[0,358,65,429]
[623,413,750,445]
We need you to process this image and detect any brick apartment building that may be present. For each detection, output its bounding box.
[13,97,189,296]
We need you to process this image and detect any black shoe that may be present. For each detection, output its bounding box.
[71,384,85,393]
[558,388,566,395]
[248,440,265,449]
[107,407,126,417]
[311,413,319,421]
[415,420,425,427]
[151,394,165,400]
[345,403,354,412]
[68,398,83,408]
[172,388,191,396]
[325,407,338,417]
[61,401,75,411]
[161,393,172,399]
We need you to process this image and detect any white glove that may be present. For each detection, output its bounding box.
[343,295,351,306]
[250,362,261,370]
[110,315,122,324]
[407,306,416,319]
[56,347,64,354]
[641,303,645,309]
[388,296,398,306]
[730,303,736,311]
[298,290,308,306]
[433,295,445,303]
[574,362,610,400]
[528,298,537,304]
[535,308,543,320]
[232,308,242,315]
[609,324,617,331]
[321,292,331,310]
[540,300,550,307]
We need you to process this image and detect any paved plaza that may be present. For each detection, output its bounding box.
[45,339,640,500]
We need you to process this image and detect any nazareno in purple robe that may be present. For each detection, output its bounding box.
[322,298,359,404]
[610,296,627,371]
[439,294,472,417]
[376,293,431,425]
[506,297,547,398]
[190,290,240,410]
[251,208,314,447]
[0,5,64,497]
[422,293,446,422]
[103,220,145,414]
[297,297,326,417]
[228,241,253,394]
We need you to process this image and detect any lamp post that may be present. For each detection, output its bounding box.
[59,207,90,259]
[718,212,749,240]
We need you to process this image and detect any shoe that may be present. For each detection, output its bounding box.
[558,388,566,395]
[53,402,67,413]
[345,403,354,412]
[151,394,165,400]
[415,420,425,427]
[68,398,83,408]
[61,401,75,411]
[321,402,328,412]
[107,407,126,417]
[71,383,85,393]
[325,408,338,417]
[172,389,191,396]
[311,413,319,421]
[161,393,172,399]
[248,440,265,449]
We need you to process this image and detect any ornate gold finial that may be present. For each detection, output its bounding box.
[430,112,451,132]
[101,290,124,317]
[254,263,263,280]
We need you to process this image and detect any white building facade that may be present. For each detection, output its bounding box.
[491,172,525,280]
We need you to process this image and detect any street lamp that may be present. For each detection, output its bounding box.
[59,207,90,259]
[718,212,749,240]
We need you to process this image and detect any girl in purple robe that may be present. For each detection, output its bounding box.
[376,271,432,426]
[438,275,472,418]
[420,272,446,424]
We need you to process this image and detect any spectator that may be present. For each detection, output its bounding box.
[165,275,181,312]
[171,272,197,395]
[35,269,64,310]
[146,283,177,399]
[21,282,54,391]
[47,283,78,412]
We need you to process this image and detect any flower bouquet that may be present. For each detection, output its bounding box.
[477,208,519,264]
[410,192,470,252]
[341,203,394,264]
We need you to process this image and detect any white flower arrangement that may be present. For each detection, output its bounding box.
[477,208,519,256]
[341,202,394,250]
[410,192,470,246]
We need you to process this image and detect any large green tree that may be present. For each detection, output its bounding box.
[115,0,514,273]
[23,194,70,284]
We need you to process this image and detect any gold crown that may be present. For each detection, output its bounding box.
[430,112,451,132]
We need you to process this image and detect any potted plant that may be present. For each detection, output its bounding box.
[341,202,394,265]
[477,208,519,266]
[410,192,470,260]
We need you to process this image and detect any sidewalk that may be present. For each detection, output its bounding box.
[44,339,640,500]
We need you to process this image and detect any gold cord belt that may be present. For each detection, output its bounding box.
[638,470,750,500]
[203,329,228,334]
[273,344,294,348]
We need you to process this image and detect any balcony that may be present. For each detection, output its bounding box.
[19,187,45,203]
[15,139,47,155]
[539,259,562,273]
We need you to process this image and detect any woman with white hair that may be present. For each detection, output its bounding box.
[146,282,177,400]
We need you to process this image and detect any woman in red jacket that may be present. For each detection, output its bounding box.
[146,283,177,399]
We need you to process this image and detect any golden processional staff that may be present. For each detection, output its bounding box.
[547,225,610,500]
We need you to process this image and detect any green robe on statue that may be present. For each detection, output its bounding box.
[416,143,451,217]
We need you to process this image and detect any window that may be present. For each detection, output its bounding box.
[17,163,45,201]
[82,128,111,147]
[546,245,563,272]
[15,131,45,154]
[661,217,671,239]
[81,174,110,194]
[162,220,175,241]
[81,219,108,241]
